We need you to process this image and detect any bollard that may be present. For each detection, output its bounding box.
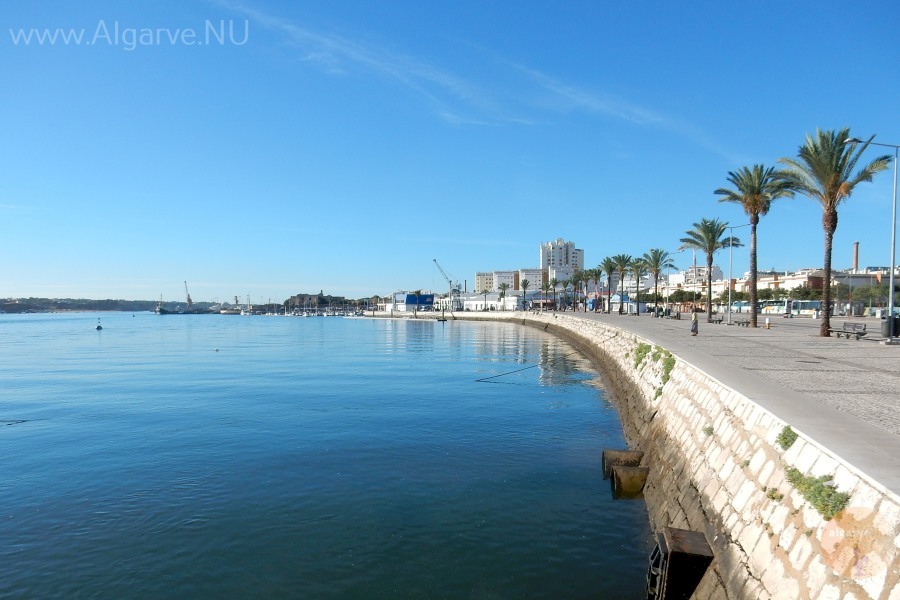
[765,317,770,329]
[601,449,644,479]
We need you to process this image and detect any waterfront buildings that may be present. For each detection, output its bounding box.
[475,238,583,293]
[540,238,584,273]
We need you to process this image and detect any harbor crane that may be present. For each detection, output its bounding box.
[433,259,463,311]
[184,281,193,311]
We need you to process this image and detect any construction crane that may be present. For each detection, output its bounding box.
[184,281,193,311]
[433,259,463,311]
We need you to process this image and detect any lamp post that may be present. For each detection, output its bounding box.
[727,223,751,325]
[847,137,899,344]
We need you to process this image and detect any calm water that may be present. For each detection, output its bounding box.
[0,312,652,599]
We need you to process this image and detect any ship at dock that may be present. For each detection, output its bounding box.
[155,282,212,314]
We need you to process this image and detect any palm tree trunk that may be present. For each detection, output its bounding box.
[607,276,612,313]
[821,209,838,336]
[618,273,624,315]
[749,220,758,328]
[635,278,639,315]
[654,278,659,316]
[706,254,714,322]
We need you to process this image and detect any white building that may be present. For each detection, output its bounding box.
[461,292,521,311]
[540,238,583,273]
[518,268,544,291]
[549,266,577,285]
[493,270,517,292]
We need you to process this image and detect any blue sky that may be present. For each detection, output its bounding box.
[2,1,898,302]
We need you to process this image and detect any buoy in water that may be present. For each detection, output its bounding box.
[96,319,103,331]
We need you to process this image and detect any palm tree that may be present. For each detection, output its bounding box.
[578,271,588,312]
[631,258,648,315]
[779,128,892,336]
[586,268,600,312]
[549,278,559,311]
[611,254,633,315]
[498,282,510,310]
[715,164,793,328]
[541,282,551,312]
[481,287,489,311]
[568,273,581,311]
[520,279,530,310]
[679,219,742,321]
[642,249,675,315]
[600,258,617,313]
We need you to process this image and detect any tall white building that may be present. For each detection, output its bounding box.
[540,238,583,273]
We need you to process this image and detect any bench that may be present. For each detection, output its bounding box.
[710,315,723,324]
[731,317,750,327]
[829,322,867,340]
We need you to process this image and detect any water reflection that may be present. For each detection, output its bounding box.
[448,321,600,388]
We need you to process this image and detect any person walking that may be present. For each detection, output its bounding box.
[690,308,699,336]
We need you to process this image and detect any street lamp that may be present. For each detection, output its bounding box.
[847,137,899,344]
[727,223,751,325]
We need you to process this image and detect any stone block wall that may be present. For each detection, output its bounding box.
[470,311,900,600]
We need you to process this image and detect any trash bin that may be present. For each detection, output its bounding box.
[881,315,900,337]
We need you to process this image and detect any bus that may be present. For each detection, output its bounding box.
[729,300,752,313]
[759,299,821,316]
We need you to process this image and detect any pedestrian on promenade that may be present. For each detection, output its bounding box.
[690,308,699,336]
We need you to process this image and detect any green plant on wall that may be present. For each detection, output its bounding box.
[776,426,798,450]
[785,467,850,520]
[660,351,675,385]
[633,343,651,369]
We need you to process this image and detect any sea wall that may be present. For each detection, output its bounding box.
[409,311,900,600]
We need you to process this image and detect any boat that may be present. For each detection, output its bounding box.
[220,296,242,315]
[155,284,213,314]
[155,295,172,314]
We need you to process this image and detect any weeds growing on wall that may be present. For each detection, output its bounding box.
[659,350,675,385]
[776,426,798,450]
[633,343,651,369]
[785,467,850,520]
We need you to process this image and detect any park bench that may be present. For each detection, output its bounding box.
[710,315,723,324]
[732,317,750,327]
[828,322,867,340]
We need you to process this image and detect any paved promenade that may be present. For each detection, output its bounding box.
[548,310,900,496]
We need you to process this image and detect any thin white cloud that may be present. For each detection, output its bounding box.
[214,1,503,124]
[512,63,743,162]
[213,1,737,158]
[513,63,665,126]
